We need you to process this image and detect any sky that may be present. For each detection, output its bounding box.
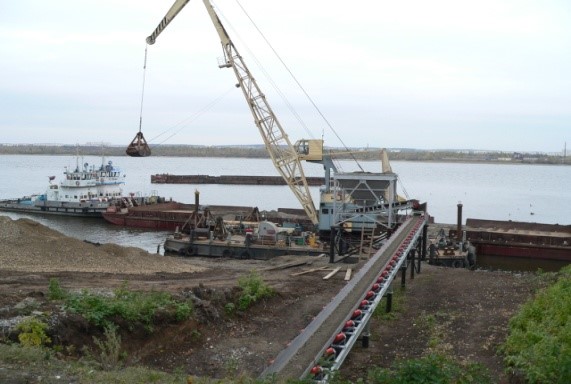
[0,0,569,153]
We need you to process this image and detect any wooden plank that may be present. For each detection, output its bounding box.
[258,260,312,271]
[344,268,352,281]
[290,266,328,276]
[323,267,341,280]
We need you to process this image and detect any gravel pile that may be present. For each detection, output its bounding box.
[0,216,205,274]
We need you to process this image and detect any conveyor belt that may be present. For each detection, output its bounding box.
[261,215,427,380]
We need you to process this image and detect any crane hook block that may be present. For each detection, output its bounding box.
[126,131,151,157]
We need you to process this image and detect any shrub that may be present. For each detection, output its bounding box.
[366,353,491,384]
[47,278,67,300]
[90,324,124,370]
[64,283,193,331]
[501,265,571,383]
[237,271,275,311]
[17,317,51,347]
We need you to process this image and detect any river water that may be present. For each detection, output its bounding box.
[1,154,569,253]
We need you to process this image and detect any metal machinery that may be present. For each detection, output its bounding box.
[144,0,416,248]
[144,2,427,381]
[147,0,318,226]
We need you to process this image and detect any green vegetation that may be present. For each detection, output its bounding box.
[236,271,275,311]
[359,354,491,384]
[12,269,571,383]
[16,318,51,347]
[373,288,405,321]
[90,325,124,370]
[0,343,189,383]
[48,277,67,300]
[500,266,571,383]
[51,280,193,331]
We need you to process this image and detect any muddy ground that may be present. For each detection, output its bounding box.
[0,216,539,382]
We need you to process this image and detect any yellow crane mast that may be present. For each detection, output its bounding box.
[145,0,320,225]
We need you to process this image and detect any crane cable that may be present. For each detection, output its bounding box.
[148,86,236,147]
[135,40,234,149]
[233,0,364,173]
[138,44,149,134]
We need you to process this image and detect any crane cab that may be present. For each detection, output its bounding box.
[294,139,323,162]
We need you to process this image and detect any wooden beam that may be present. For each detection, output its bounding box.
[323,267,341,280]
[344,268,352,281]
[290,266,329,276]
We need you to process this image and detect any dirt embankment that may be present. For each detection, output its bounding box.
[0,215,539,382]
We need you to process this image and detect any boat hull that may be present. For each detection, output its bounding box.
[101,202,195,230]
[473,242,571,262]
[0,199,110,218]
[164,236,325,260]
[464,218,571,269]
[102,212,190,231]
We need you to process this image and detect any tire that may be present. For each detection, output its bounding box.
[452,260,463,268]
[185,247,195,256]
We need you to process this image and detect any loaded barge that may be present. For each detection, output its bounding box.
[103,202,260,232]
[164,220,325,259]
[102,190,314,232]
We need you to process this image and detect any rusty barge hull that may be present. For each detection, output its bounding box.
[102,202,256,230]
[102,210,192,231]
[151,174,324,186]
[102,201,312,231]
[474,242,571,261]
[465,218,571,263]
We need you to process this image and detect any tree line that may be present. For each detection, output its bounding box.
[0,144,568,165]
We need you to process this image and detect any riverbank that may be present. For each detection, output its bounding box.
[1,143,568,165]
[0,215,543,382]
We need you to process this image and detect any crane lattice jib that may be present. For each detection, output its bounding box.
[203,0,318,224]
[220,44,318,224]
[147,0,318,224]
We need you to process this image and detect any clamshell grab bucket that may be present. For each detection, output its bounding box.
[126,132,151,157]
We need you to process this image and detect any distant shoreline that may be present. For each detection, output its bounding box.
[0,144,568,165]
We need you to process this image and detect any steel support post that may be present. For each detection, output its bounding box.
[361,320,370,348]
[422,224,428,261]
[410,249,416,280]
[329,227,337,264]
[386,290,393,313]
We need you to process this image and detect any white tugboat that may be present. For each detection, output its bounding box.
[0,157,127,217]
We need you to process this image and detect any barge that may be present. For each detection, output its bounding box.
[102,189,314,231]
[102,202,260,231]
[164,220,325,259]
[465,218,571,262]
[151,174,325,186]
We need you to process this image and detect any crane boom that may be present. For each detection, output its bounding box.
[146,0,191,45]
[146,0,319,224]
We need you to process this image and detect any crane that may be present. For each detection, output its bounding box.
[145,0,320,225]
